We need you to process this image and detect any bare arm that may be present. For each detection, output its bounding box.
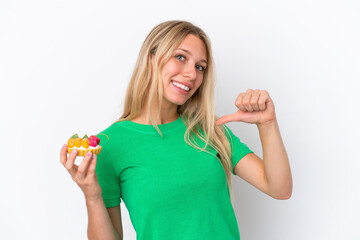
[60,145,123,239]
[86,198,122,240]
[216,89,293,199]
[257,119,292,199]
[233,119,292,199]
[107,206,123,239]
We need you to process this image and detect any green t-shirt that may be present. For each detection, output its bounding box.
[96,115,253,240]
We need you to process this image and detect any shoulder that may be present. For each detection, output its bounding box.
[96,121,130,148]
[95,121,131,166]
[220,124,250,148]
[221,124,236,142]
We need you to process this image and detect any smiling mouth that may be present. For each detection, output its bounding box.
[171,80,190,92]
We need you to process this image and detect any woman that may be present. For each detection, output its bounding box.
[60,20,292,240]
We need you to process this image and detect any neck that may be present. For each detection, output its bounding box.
[131,99,180,125]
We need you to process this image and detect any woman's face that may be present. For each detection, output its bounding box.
[161,34,208,108]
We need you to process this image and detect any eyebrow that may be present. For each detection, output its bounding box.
[177,48,208,65]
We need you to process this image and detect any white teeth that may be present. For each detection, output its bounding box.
[171,81,190,91]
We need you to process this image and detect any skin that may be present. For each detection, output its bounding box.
[60,34,292,239]
[216,89,293,199]
[131,34,207,125]
[60,149,122,240]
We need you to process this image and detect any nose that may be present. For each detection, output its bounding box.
[182,63,196,80]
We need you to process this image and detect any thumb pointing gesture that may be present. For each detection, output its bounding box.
[216,110,259,125]
[216,89,276,126]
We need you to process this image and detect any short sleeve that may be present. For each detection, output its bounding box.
[224,126,253,175]
[95,134,121,208]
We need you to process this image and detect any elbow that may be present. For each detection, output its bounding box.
[273,191,292,200]
[270,186,293,200]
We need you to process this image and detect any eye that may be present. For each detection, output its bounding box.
[176,55,186,61]
[196,65,206,72]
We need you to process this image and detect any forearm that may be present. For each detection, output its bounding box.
[257,118,293,199]
[86,197,121,240]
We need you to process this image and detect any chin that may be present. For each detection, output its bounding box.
[173,100,187,106]
[166,97,188,107]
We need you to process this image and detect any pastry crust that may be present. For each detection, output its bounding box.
[67,146,102,156]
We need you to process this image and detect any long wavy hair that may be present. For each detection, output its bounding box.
[116,20,235,201]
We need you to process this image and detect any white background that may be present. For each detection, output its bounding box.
[1,0,359,239]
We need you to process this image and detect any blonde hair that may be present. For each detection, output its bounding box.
[117,20,235,201]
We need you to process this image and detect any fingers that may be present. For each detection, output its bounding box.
[235,93,246,111]
[60,144,68,165]
[242,89,254,112]
[60,142,98,183]
[64,148,78,178]
[258,90,269,111]
[250,89,261,111]
[216,113,238,125]
[76,151,94,180]
[87,154,97,179]
[235,89,269,112]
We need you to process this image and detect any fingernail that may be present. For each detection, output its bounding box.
[62,144,66,149]
[71,149,77,155]
[86,151,91,157]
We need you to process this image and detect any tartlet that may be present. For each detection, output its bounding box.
[67,134,102,156]
[67,146,102,156]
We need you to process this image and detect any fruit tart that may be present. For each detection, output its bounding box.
[67,134,102,156]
